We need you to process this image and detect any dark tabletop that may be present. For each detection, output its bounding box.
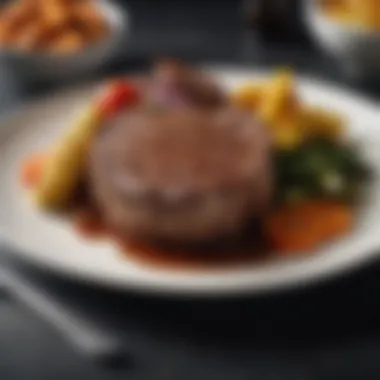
[2,1,380,379]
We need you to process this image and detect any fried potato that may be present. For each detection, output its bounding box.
[272,121,303,150]
[300,106,344,139]
[39,0,69,29]
[232,84,263,110]
[12,20,51,51]
[0,18,15,45]
[258,69,296,126]
[72,1,107,42]
[321,0,380,29]
[48,29,85,54]
[233,68,345,150]
[0,0,108,53]
[0,0,37,45]
[350,0,380,29]
[72,1,104,25]
[0,0,34,25]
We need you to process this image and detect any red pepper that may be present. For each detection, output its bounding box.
[98,80,139,118]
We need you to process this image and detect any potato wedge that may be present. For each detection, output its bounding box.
[258,69,296,126]
[300,106,344,140]
[232,84,263,110]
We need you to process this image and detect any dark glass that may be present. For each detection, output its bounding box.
[242,0,306,43]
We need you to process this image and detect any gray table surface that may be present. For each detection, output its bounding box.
[2,1,380,379]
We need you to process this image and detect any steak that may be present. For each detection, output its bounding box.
[147,59,226,108]
[89,106,273,244]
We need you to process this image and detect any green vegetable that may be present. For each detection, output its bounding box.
[275,138,370,204]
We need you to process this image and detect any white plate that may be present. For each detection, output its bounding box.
[1,68,380,297]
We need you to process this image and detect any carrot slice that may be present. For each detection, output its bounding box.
[319,201,354,240]
[265,200,354,253]
[20,152,48,188]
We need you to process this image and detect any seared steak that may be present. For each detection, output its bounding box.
[89,106,273,244]
[147,59,226,108]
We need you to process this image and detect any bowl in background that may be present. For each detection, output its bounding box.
[0,0,129,83]
[304,0,380,81]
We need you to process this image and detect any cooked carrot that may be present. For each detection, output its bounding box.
[265,200,354,253]
[20,152,48,188]
[265,203,321,252]
[319,201,354,239]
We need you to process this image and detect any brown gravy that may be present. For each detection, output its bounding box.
[118,239,270,269]
[73,208,272,269]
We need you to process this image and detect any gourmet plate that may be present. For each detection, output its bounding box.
[0,62,379,296]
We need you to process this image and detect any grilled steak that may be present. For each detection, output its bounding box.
[89,105,273,244]
[146,59,226,108]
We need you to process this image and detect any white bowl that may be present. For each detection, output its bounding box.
[304,0,380,80]
[0,0,129,83]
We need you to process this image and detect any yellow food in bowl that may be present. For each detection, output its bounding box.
[319,0,380,30]
[0,0,109,54]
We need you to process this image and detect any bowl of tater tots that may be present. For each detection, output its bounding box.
[305,0,380,80]
[0,0,128,82]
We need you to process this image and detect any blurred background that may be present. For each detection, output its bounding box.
[3,1,380,380]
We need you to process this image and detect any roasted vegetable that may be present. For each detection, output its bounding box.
[20,152,48,188]
[265,200,354,252]
[271,115,302,150]
[258,68,296,126]
[33,105,102,210]
[300,107,344,140]
[32,80,140,211]
[275,139,369,204]
[233,72,346,150]
[232,84,262,110]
